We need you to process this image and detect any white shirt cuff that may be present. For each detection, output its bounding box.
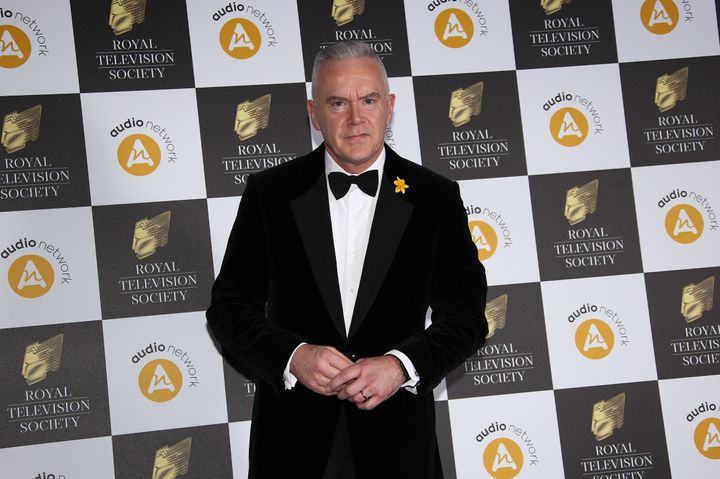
[283,342,307,390]
[386,349,420,394]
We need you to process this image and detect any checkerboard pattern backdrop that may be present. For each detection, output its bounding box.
[1,1,719,477]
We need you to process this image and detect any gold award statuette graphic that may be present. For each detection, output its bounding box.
[109,0,147,36]
[485,294,508,339]
[2,104,42,154]
[541,0,572,15]
[655,67,688,112]
[118,133,162,176]
[641,0,679,35]
[449,81,483,128]
[468,220,497,261]
[152,437,192,479]
[8,253,55,298]
[0,25,32,68]
[565,179,599,225]
[235,94,272,141]
[694,417,720,460]
[434,8,473,49]
[592,392,626,441]
[681,276,715,323]
[220,18,261,59]
[22,334,64,386]
[332,0,365,27]
[575,319,614,360]
[665,203,703,244]
[139,358,183,402]
[550,107,588,147]
[132,210,171,260]
[483,437,524,479]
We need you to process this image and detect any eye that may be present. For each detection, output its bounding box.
[329,100,346,111]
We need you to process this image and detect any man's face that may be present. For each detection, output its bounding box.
[307,56,395,174]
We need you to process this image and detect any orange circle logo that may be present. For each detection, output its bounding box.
[434,8,474,48]
[0,25,31,68]
[468,220,498,261]
[8,254,54,298]
[665,204,703,244]
[550,107,589,147]
[138,358,183,402]
[694,417,720,459]
[640,0,679,35]
[483,437,523,479]
[117,134,161,176]
[575,319,614,359]
[220,18,261,59]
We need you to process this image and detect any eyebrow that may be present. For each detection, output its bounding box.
[324,92,382,103]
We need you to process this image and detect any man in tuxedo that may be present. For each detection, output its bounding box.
[207,40,488,478]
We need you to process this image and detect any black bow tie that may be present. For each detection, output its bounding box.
[328,170,378,199]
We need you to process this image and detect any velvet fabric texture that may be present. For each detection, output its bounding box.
[207,144,488,478]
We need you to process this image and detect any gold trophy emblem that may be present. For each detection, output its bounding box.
[152,437,192,479]
[22,334,64,386]
[235,94,272,141]
[591,393,626,441]
[565,179,599,225]
[448,81,483,128]
[132,211,171,260]
[109,0,147,36]
[655,67,688,112]
[332,0,365,26]
[681,276,714,323]
[2,104,41,154]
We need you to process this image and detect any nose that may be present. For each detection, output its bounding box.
[347,100,363,125]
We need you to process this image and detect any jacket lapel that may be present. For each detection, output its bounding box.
[348,150,413,340]
[290,148,346,340]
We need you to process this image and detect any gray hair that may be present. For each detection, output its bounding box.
[311,40,389,100]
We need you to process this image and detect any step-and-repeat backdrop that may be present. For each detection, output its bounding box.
[1,0,719,477]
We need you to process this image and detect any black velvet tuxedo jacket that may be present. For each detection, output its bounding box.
[207,144,488,478]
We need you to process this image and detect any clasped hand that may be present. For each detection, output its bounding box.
[289,344,406,411]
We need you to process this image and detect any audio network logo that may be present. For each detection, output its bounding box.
[132,342,200,403]
[109,0,146,36]
[465,204,513,261]
[641,0,680,35]
[657,188,718,244]
[0,7,50,69]
[434,9,473,49]
[2,237,72,298]
[2,104,41,153]
[694,416,720,460]
[235,94,271,141]
[110,116,179,176]
[568,301,630,360]
[476,421,539,477]
[483,438,523,479]
[333,0,365,26]
[22,334,63,385]
[153,437,192,479]
[214,3,278,60]
[542,91,603,148]
[681,276,714,323]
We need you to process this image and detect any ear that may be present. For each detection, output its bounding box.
[386,93,396,127]
[307,99,321,131]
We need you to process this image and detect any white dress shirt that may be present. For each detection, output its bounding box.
[283,149,419,391]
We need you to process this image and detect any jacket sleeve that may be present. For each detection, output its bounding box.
[392,181,488,396]
[206,175,304,395]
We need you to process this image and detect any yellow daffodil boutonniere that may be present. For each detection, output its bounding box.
[394,177,409,194]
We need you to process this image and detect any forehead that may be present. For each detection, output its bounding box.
[315,57,388,96]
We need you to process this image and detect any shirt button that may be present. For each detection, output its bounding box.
[352,213,358,220]
[350,287,355,294]
[351,250,357,256]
